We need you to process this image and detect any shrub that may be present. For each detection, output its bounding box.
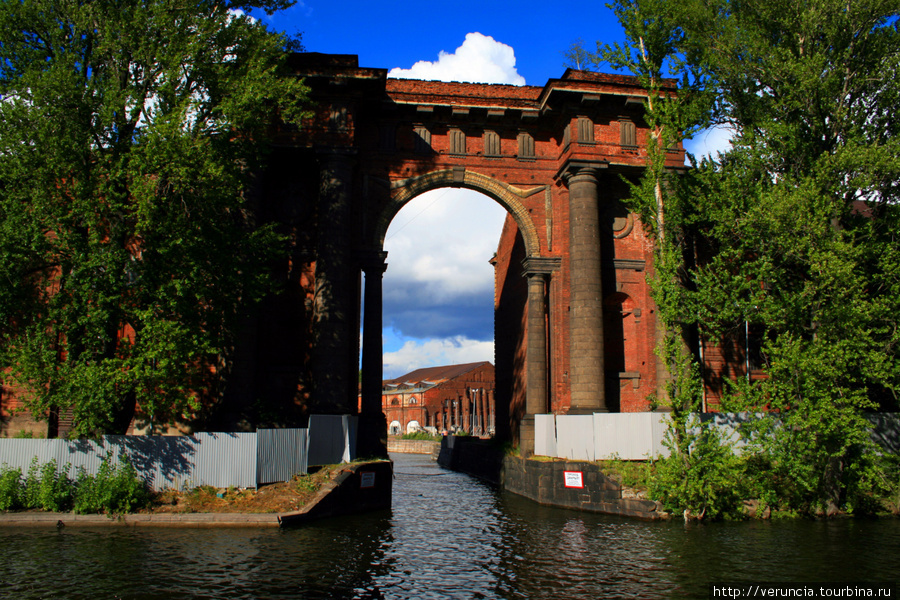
[0,465,23,511]
[74,453,150,515]
[37,460,72,512]
[649,414,747,520]
[23,457,41,509]
[22,457,72,512]
[878,453,900,515]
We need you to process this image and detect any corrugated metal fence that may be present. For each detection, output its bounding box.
[0,416,358,491]
[536,412,900,461]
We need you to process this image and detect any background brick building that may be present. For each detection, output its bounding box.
[379,362,495,436]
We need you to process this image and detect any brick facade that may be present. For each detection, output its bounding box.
[243,53,691,447]
[377,362,496,436]
[1,53,744,449]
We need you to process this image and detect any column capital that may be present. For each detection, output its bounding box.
[358,248,388,273]
[521,256,561,278]
[556,159,609,185]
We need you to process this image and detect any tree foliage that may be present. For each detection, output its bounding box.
[593,0,900,515]
[0,0,310,436]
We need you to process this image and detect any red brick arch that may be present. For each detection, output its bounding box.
[2,53,701,448]
[238,53,687,457]
[379,168,544,257]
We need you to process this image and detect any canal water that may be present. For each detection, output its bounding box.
[1,453,898,599]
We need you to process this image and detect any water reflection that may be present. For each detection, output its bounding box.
[0,453,898,599]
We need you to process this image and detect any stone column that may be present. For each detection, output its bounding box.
[312,150,357,415]
[561,161,609,414]
[520,256,561,455]
[358,249,388,458]
[475,390,481,434]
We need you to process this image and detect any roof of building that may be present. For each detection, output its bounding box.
[382,362,492,390]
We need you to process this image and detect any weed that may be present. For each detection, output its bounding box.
[0,465,23,510]
[294,473,322,495]
[399,431,441,442]
[73,453,150,515]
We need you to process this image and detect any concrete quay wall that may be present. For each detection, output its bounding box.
[387,439,441,457]
[438,436,665,520]
[0,460,393,529]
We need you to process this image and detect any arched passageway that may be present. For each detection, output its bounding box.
[360,170,560,453]
[234,52,685,456]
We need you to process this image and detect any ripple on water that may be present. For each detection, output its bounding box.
[1,453,899,599]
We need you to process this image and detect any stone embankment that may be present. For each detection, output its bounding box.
[387,438,441,458]
[0,460,392,528]
[277,460,392,526]
[438,436,666,520]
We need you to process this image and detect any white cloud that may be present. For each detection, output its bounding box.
[227,8,257,23]
[384,189,507,301]
[388,32,526,86]
[684,124,734,163]
[378,37,522,374]
[383,337,494,378]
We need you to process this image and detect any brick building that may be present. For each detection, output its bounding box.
[1,52,756,455]
[380,362,495,436]
[1,53,681,452]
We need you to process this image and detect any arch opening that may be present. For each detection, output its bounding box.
[375,169,544,258]
[367,186,508,439]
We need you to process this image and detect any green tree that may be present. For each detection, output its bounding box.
[594,0,900,515]
[0,0,310,436]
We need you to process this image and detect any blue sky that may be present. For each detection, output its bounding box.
[262,0,625,86]
[253,1,731,378]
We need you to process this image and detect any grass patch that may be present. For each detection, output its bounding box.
[596,459,653,492]
[399,431,441,442]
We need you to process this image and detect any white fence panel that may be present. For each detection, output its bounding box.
[652,414,670,458]
[534,414,557,457]
[526,412,899,463]
[0,415,367,489]
[593,413,670,460]
[0,439,58,472]
[106,435,197,490]
[0,430,304,491]
[62,439,107,477]
[556,415,595,461]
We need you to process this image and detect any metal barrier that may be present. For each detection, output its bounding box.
[0,416,358,490]
[536,412,900,461]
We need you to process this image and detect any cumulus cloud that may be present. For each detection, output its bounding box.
[227,8,256,23]
[382,189,507,342]
[384,189,505,296]
[383,336,494,379]
[388,32,526,86]
[684,124,734,163]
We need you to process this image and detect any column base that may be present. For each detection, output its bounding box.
[519,415,536,458]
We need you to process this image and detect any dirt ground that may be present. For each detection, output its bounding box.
[142,465,340,514]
